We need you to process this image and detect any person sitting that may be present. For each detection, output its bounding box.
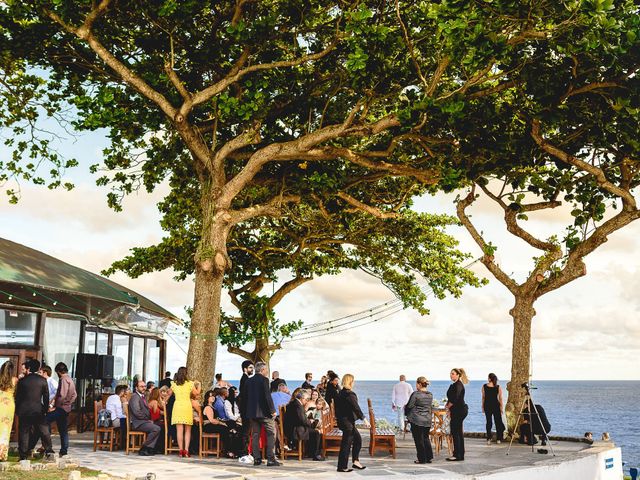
[224,386,242,426]
[271,382,291,415]
[106,385,129,449]
[129,380,162,456]
[202,390,238,458]
[283,390,324,461]
[148,387,165,426]
[519,400,551,446]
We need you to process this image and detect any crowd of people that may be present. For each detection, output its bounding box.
[0,358,566,470]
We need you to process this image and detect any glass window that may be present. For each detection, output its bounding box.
[145,339,160,384]
[0,309,37,345]
[43,316,81,378]
[96,332,109,355]
[83,330,96,354]
[131,337,144,381]
[112,334,129,381]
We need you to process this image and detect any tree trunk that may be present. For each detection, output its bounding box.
[186,190,232,386]
[505,296,536,419]
[252,335,271,367]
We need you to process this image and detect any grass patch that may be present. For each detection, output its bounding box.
[1,467,101,480]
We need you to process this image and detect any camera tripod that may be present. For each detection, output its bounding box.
[506,384,555,456]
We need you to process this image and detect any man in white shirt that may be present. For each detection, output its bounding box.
[40,365,58,404]
[392,374,414,431]
[106,385,128,449]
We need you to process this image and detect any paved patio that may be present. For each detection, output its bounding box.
[28,430,603,479]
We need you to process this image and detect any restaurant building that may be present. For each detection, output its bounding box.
[0,236,180,388]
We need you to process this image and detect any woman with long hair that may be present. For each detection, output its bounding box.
[482,373,505,444]
[446,368,469,461]
[202,389,235,457]
[334,374,369,472]
[0,361,17,461]
[148,386,165,426]
[170,366,200,457]
[405,376,433,464]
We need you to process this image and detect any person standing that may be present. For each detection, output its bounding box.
[246,361,280,466]
[0,361,18,461]
[392,374,414,431]
[481,373,505,444]
[405,376,433,464]
[46,362,77,457]
[238,360,254,460]
[129,380,161,456]
[270,371,286,393]
[170,366,199,458]
[335,373,369,473]
[158,371,172,389]
[15,359,54,460]
[446,368,469,461]
[324,371,340,409]
[40,365,58,404]
[301,373,314,390]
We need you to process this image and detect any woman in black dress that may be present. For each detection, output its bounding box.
[335,373,370,472]
[446,368,469,461]
[481,373,505,444]
[405,376,433,464]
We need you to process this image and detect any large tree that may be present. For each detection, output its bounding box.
[1,0,600,382]
[451,0,640,412]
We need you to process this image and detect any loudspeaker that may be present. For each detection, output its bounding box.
[75,353,98,379]
[97,355,114,380]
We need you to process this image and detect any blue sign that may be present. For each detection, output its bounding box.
[605,457,614,470]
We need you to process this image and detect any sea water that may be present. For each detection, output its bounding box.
[232,379,639,469]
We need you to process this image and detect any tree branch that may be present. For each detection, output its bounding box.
[267,276,312,310]
[227,345,252,360]
[336,191,399,219]
[456,189,519,294]
[230,194,302,224]
[531,120,637,209]
[164,61,191,100]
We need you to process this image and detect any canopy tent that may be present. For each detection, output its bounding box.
[0,237,181,336]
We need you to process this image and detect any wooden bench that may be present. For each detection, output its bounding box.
[320,405,342,457]
[367,398,396,458]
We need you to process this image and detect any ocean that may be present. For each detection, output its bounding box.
[229,379,639,470]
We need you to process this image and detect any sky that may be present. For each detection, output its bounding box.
[1,129,639,382]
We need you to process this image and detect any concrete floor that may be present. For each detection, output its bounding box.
[29,430,601,479]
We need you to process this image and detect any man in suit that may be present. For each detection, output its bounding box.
[300,372,314,390]
[246,361,280,466]
[283,390,324,461]
[15,359,54,460]
[128,379,162,456]
[238,360,254,459]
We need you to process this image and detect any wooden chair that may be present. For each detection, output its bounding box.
[197,404,220,458]
[320,407,342,457]
[124,402,147,455]
[429,410,453,456]
[163,403,181,455]
[278,404,303,461]
[93,400,119,451]
[367,398,396,458]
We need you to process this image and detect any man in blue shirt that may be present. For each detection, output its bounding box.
[270,382,291,415]
[213,387,230,421]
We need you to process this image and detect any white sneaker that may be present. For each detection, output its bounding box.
[487,440,492,445]
[239,454,254,464]
[497,440,501,444]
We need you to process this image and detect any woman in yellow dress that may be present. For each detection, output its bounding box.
[170,366,200,457]
[0,360,17,461]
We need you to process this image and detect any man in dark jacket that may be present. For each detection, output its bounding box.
[324,371,340,408]
[246,361,280,466]
[237,360,254,458]
[283,390,324,461]
[15,359,54,460]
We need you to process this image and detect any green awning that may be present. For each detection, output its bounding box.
[0,237,181,333]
